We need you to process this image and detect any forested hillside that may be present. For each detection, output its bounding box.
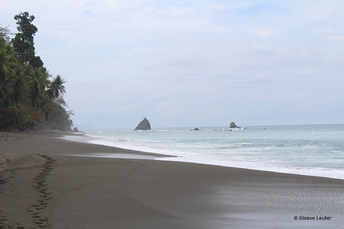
[0,12,72,131]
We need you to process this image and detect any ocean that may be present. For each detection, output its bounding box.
[66,124,344,180]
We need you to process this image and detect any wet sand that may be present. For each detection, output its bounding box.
[1,132,344,228]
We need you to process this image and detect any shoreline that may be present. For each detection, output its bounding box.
[62,131,344,181]
[1,132,344,228]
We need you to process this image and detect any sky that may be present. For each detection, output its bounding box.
[1,0,344,129]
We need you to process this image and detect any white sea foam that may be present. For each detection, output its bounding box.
[62,125,344,180]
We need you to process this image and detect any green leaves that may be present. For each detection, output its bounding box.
[0,13,72,131]
[0,105,37,131]
[11,11,43,68]
[48,75,66,99]
[28,67,49,108]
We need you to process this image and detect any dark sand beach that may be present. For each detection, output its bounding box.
[1,132,344,228]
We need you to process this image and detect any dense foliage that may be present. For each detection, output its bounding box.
[0,12,73,131]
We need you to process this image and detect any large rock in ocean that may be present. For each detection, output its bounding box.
[230,122,239,128]
[134,118,151,130]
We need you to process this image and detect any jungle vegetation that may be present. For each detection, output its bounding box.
[0,12,73,131]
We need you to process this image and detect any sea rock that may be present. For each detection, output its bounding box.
[230,122,239,128]
[134,118,151,130]
[194,128,200,131]
[73,127,79,132]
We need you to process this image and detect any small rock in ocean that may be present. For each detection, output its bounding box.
[229,122,239,128]
[194,128,200,131]
[134,118,151,130]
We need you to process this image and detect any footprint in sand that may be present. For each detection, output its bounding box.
[27,154,56,228]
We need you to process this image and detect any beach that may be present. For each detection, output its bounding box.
[1,132,344,228]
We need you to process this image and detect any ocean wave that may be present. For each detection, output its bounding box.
[76,125,344,180]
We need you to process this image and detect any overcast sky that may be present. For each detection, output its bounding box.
[1,0,344,129]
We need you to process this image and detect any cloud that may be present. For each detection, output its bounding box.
[286,0,344,21]
[247,29,279,38]
[2,0,344,128]
[328,36,344,42]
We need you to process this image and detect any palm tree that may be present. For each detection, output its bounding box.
[47,75,66,99]
[0,78,14,107]
[12,65,30,104]
[28,67,49,108]
[0,45,18,106]
[0,45,17,86]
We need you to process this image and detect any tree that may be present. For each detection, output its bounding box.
[0,45,17,86]
[0,13,73,131]
[48,75,66,99]
[28,67,49,108]
[12,65,30,104]
[11,11,43,68]
[0,25,11,46]
[0,45,18,107]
